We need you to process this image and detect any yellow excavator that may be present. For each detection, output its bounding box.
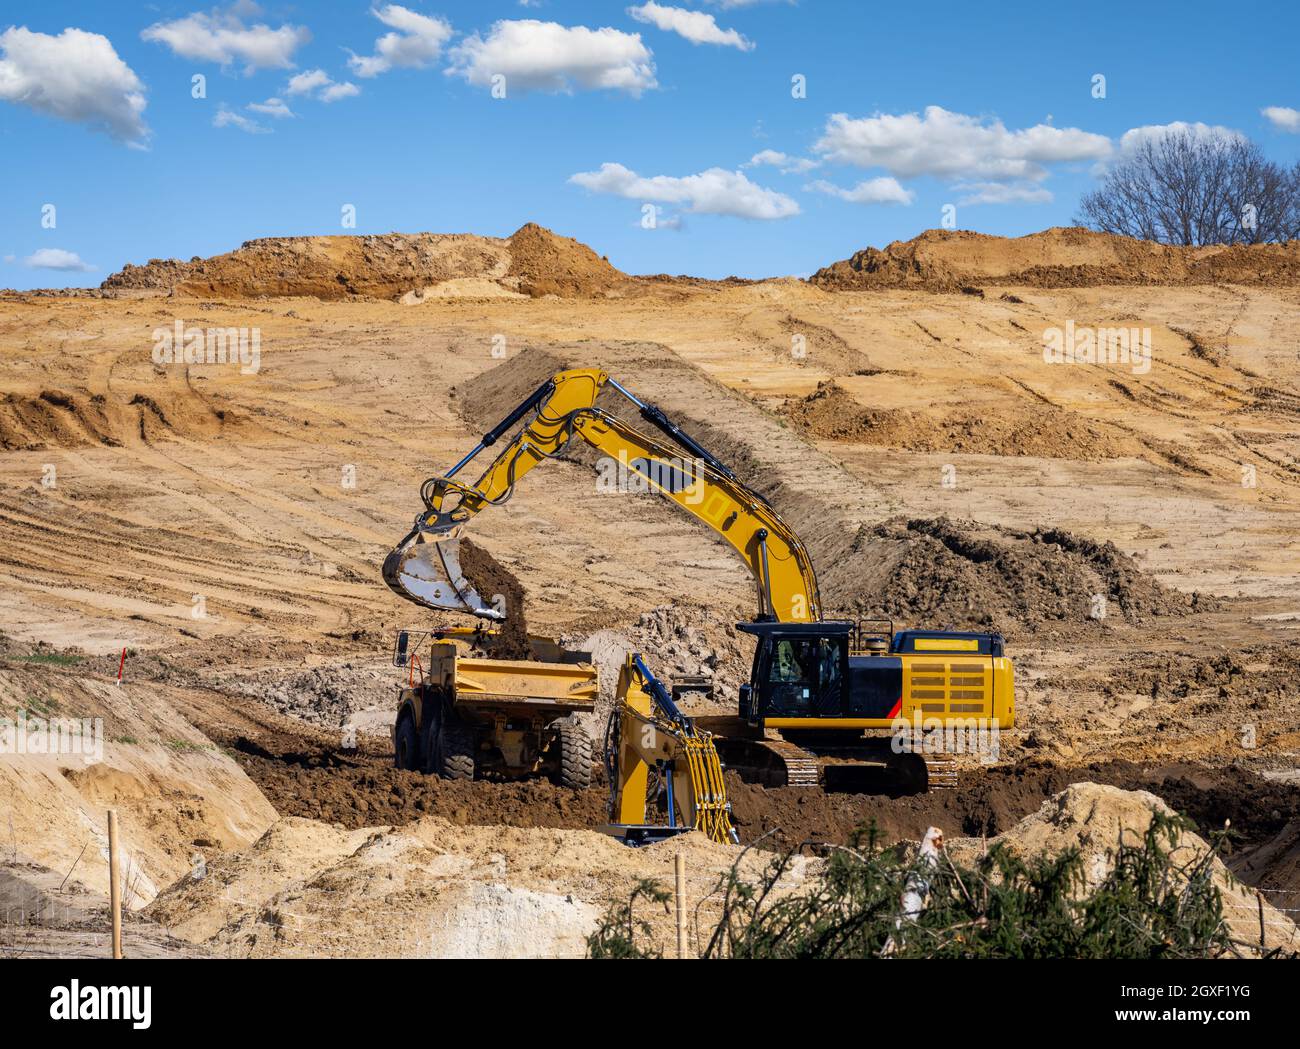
[384,368,1014,842]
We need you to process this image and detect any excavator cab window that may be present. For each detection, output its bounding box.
[760,635,846,717]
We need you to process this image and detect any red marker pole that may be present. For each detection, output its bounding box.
[116,647,126,686]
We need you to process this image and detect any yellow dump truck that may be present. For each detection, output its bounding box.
[391,629,597,788]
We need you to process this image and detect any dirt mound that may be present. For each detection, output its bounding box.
[810,226,1300,292]
[820,515,1203,631]
[949,782,1298,953]
[784,380,1130,459]
[101,225,626,301]
[505,222,625,298]
[727,760,1299,862]
[1236,819,1300,895]
[229,730,604,831]
[0,387,253,450]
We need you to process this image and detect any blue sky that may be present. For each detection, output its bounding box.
[2,0,1299,289]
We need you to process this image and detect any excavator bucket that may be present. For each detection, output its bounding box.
[382,523,505,620]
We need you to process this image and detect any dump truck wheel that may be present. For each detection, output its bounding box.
[393,711,419,771]
[417,692,444,776]
[440,722,477,781]
[555,716,593,791]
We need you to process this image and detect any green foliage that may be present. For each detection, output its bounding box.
[17,652,82,667]
[588,813,1277,960]
[588,879,673,959]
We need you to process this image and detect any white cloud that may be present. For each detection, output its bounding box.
[569,162,798,219]
[806,177,914,205]
[320,81,360,102]
[348,5,453,77]
[447,20,657,96]
[814,106,1111,182]
[286,69,332,95]
[214,105,269,133]
[628,3,753,51]
[746,149,818,174]
[1262,106,1300,133]
[248,96,293,117]
[954,181,1052,205]
[142,6,310,73]
[1118,121,1243,153]
[284,68,359,103]
[0,26,148,145]
[23,248,94,272]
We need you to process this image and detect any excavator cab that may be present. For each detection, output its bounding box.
[740,621,858,724]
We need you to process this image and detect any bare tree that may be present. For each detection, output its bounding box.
[1076,129,1300,245]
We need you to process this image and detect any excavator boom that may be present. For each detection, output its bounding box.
[384,368,821,624]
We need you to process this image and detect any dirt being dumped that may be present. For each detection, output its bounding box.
[458,539,532,659]
[101,224,626,302]
[820,515,1204,631]
[783,381,1130,460]
[810,226,1300,292]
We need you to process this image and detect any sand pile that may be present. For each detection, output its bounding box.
[810,226,1300,292]
[783,380,1131,460]
[101,224,626,301]
[0,388,253,451]
[947,782,1298,954]
[144,815,760,958]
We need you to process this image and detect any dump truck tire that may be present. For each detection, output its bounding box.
[556,716,593,790]
[440,722,477,781]
[394,711,419,771]
[418,692,444,776]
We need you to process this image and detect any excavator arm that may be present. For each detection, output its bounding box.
[384,367,821,624]
[605,653,737,844]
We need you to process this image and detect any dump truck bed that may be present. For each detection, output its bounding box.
[428,644,598,719]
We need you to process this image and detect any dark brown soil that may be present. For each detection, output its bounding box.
[817,515,1205,633]
[458,538,531,658]
[229,733,605,830]
[725,760,1299,864]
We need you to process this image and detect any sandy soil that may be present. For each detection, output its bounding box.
[1,225,1298,955]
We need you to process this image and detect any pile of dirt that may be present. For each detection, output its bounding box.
[783,381,1130,460]
[945,782,1298,954]
[229,732,603,831]
[573,601,753,727]
[504,223,625,298]
[810,226,1300,292]
[0,388,251,450]
[144,815,762,958]
[101,224,626,302]
[726,760,1299,863]
[818,515,1203,632]
[214,662,395,730]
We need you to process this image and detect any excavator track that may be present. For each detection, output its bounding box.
[715,736,821,788]
[923,754,959,790]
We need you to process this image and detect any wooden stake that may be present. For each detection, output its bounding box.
[674,852,687,959]
[108,810,122,959]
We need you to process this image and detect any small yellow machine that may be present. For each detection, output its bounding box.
[604,654,737,845]
[391,628,597,788]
